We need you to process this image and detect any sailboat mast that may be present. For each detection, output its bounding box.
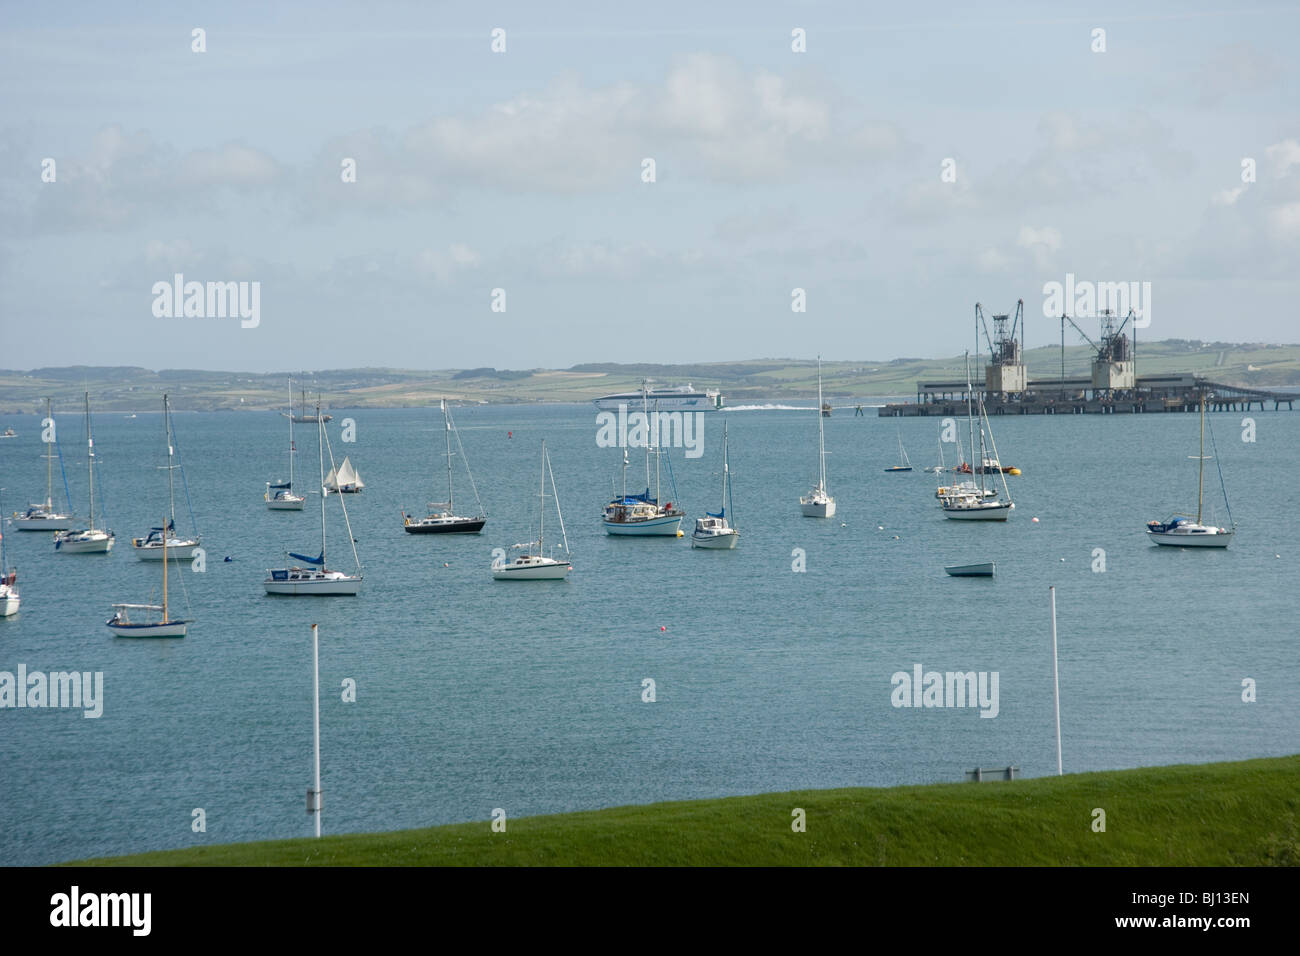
[964,353,977,487]
[642,382,651,495]
[45,397,53,509]
[537,440,546,552]
[817,356,827,489]
[287,377,295,488]
[164,394,177,528]
[654,399,662,504]
[85,392,94,529]
[318,402,327,565]
[720,419,728,512]
[444,400,454,513]
[162,513,168,619]
[1198,391,1206,525]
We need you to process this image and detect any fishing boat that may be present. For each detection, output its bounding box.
[131,394,201,561]
[691,419,739,549]
[0,493,19,617]
[492,440,571,579]
[53,393,115,552]
[800,356,836,517]
[108,515,189,637]
[404,399,486,534]
[945,562,995,577]
[266,377,306,510]
[1146,392,1234,548]
[324,456,364,493]
[264,403,363,595]
[603,385,684,535]
[885,426,913,472]
[941,355,1014,521]
[13,398,77,530]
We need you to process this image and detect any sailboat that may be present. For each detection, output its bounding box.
[1146,392,1234,547]
[131,394,201,560]
[603,384,684,535]
[935,428,996,498]
[0,491,19,616]
[107,513,189,637]
[924,424,945,473]
[800,356,836,517]
[940,355,1014,520]
[266,377,306,510]
[13,397,76,530]
[264,402,363,595]
[324,456,364,493]
[691,419,739,549]
[492,439,571,579]
[288,383,333,423]
[53,393,115,552]
[404,399,486,533]
[885,426,913,472]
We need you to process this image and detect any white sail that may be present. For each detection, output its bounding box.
[324,456,364,492]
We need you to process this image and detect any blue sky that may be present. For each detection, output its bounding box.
[2,1,1297,371]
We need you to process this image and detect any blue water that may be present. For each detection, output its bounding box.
[1,402,1295,864]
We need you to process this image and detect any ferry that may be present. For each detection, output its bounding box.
[593,384,722,412]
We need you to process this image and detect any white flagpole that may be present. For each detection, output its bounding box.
[1050,587,1062,776]
[312,622,322,837]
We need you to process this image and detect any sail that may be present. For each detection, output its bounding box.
[325,457,363,490]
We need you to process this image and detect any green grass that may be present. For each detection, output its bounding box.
[69,756,1300,866]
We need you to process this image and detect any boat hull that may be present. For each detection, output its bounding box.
[691,531,739,549]
[132,540,200,561]
[54,531,114,553]
[264,572,362,595]
[492,561,571,580]
[13,515,75,531]
[404,517,486,534]
[1146,529,1232,548]
[266,497,306,511]
[603,515,683,535]
[945,562,995,576]
[801,499,836,518]
[942,502,1013,521]
[0,592,19,616]
[107,621,187,637]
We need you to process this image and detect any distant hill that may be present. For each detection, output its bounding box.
[0,340,1296,413]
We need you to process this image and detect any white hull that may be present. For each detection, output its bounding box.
[55,530,114,553]
[13,514,76,531]
[801,498,836,518]
[133,539,200,561]
[107,621,187,637]
[264,573,362,595]
[691,531,738,549]
[593,393,720,412]
[266,496,306,511]
[0,591,19,616]
[942,501,1013,521]
[492,559,571,580]
[604,515,683,535]
[1147,528,1233,548]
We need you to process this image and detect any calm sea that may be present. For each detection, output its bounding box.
[1,401,1295,864]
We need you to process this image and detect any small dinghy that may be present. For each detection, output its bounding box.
[945,562,995,577]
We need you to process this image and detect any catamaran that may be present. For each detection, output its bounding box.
[940,355,1014,521]
[131,394,201,561]
[691,419,739,549]
[266,377,306,510]
[108,512,190,637]
[264,403,363,595]
[0,491,19,616]
[800,356,836,517]
[324,456,364,493]
[13,397,76,530]
[54,393,115,552]
[404,399,487,534]
[1146,392,1235,547]
[603,385,684,535]
[492,439,571,579]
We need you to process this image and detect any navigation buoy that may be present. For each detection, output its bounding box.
[660,625,667,632]
[1031,517,1040,523]
[508,431,512,438]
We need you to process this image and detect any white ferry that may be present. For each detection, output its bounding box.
[593,384,723,411]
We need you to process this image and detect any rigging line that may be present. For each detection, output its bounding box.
[1205,408,1234,529]
[167,402,201,536]
[321,419,362,571]
[55,423,74,514]
[452,416,485,516]
[545,444,569,554]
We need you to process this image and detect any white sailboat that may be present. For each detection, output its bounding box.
[53,393,115,553]
[108,512,189,637]
[603,384,684,535]
[264,402,363,595]
[13,397,76,530]
[940,354,1014,521]
[800,356,836,517]
[1146,392,1235,547]
[132,394,201,561]
[266,377,306,510]
[0,491,19,616]
[324,456,364,493]
[691,419,739,549]
[493,439,571,579]
[404,399,487,534]
[924,424,945,474]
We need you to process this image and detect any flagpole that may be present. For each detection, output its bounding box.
[311,623,322,837]
[1050,586,1062,776]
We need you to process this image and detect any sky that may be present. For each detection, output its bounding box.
[1,1,1298,372]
